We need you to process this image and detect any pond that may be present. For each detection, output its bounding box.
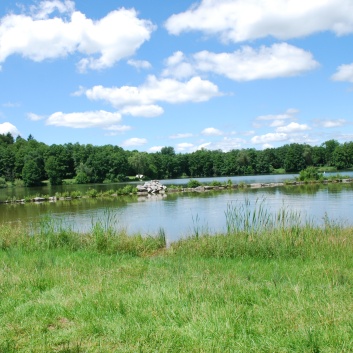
[1,172,353,243]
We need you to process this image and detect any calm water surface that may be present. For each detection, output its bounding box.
[1,172,353,243]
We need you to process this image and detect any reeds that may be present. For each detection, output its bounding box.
[0,209,166,256]
[172,197,353,260]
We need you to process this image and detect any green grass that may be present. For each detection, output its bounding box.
[1,207,353,352]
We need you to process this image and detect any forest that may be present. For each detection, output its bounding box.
[1,132,353,186]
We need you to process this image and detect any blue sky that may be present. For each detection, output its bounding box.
[1,0,353,152]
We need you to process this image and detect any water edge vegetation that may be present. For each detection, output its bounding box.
[1,203,353,352]
[1,170,352,205]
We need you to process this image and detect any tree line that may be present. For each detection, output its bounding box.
[0,133,352,187]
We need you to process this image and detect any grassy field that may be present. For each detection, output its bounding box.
[1,207,353,352]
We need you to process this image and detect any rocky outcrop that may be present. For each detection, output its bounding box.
[136,180,167,194]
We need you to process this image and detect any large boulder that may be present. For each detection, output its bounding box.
[136,180,167,194]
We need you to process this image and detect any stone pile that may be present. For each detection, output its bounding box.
[136,180,167,194]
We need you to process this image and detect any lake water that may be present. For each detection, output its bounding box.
[1,172,353,243]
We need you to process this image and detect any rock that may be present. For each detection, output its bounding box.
[136,180,167,194]
[32,197,45,202]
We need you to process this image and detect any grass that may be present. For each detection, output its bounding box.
[1,205,353,352]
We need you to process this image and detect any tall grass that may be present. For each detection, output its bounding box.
[1,202,353,351]
[0,210,166,256]
[172,197,351,260]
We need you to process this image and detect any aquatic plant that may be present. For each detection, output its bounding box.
[187,179,202,188]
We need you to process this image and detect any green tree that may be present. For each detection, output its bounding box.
[22,159,42,186]
[45,156,64,185]
[128,152,150,176]
[284,144,306,172]
[322,139,340,166]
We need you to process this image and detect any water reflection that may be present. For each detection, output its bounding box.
[1,182,353,242]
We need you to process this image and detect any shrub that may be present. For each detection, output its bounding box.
[86,188,98,197]
[70,190,82,198]
[187,179,202,188]
[210,180,222,187]
[13,178,25,187]
[0,177,7,188]
[298,166,320,181]
[118,185,136,195]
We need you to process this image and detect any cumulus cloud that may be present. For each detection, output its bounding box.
[201,127,223,136]
[148,146,163,152]
[162,51,196,79]
[331,63,353,82]
[256,108,299,121]
[103,125,132,136]
[121,137,147,147]
[0,122,20,136]
[254,109,299,128]
[175,142,194,152]
[169,133,193,139]
[251,132,288,145]
[276,122,311,133]
[46,110,122,128]
[120,105,164,118]
[314,119,347,128]
[0,1,155,71]
[2,102,20,108]
[202,137,246,152]
[27,113,45,121]
[127,59,152,70]
[165,0,353,42]
[163,45,318,81]
[81,75,220,117]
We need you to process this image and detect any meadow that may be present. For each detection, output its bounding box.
[1,205,353,352]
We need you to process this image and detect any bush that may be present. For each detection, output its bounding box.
[210,181,222,187]
[298,167,320,181]
[86,188,98,197]
[0,177,7,188]
[187,179,202,188]
[118,185,136,195]
[70,191,82,198]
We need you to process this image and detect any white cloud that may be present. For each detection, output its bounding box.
[2,102,20,108]
[314,119,347,128]
[331,63,353,82]
[30,0,75,20]
[256,108,299,121]
[276,122,311,133]
[197,142,212,150]
[195,45,318,81]
[162,51,196,79]
[82,75,220,117]
[148,146,163,152]
[103,125,132,136]
[163,45,318,81]
[176,142,194,152]
[127,59,152,70]
[255,109,299,128]
[46,110,122,128]
[121,137,147,147]
[0,2,155,71]
[169,133,193,139]
[251,133,288,144]
[120,105,164,118]
[201,127,223,136]
[165,0,353,42]
[27,113,45,121]
[0,122,20,136]
[270,120,286,127]
[243,130,255,136]
[202,137,246,152]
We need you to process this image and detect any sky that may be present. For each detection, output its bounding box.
[0,0,353,153]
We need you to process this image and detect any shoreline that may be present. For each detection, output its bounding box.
[1,177,353,205]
